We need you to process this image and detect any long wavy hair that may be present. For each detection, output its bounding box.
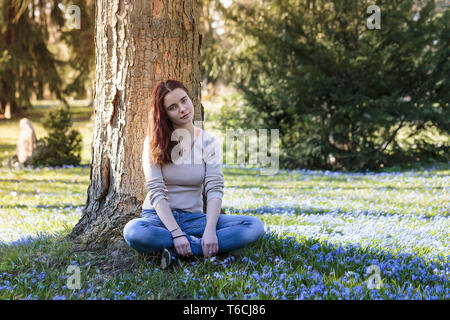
[147,79,193,164]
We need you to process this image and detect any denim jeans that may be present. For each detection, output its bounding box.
[123,208,265,257]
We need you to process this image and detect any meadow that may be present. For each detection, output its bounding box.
[0,101,448,300]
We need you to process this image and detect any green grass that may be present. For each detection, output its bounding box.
[0,163,448,300]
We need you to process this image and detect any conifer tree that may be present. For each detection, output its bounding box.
[0,0,94,118]
[212,0,449,170]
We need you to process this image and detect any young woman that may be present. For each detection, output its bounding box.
[123,79,264,268]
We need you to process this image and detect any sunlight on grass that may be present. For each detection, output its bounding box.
[0,167,88,243]
[0,163,448,300]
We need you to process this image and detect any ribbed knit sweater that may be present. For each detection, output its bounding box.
[142,127,224,213]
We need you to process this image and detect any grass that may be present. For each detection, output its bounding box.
[0,164,448,300]
[0,100,449,300]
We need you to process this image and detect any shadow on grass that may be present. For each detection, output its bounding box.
[0,231,143,278]
[222,205,445,218]
[0,178,87,184]
[226,184,447,190]
[256,231,448,290]
[0,224,447,299]
[0,204,83,210]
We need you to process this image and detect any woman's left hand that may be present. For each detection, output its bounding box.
[201,229,219,258]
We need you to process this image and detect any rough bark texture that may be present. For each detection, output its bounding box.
[70,0,203,251]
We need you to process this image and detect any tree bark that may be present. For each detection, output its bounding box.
[70,0,204,250]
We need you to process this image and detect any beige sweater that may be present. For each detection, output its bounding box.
[142,128,224,213]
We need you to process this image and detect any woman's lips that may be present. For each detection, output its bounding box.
[181,113,190,119]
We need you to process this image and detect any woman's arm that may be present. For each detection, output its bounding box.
[203,141,224,230]
[205,197,222,231]
[155,198,192,257]
[142,135,168,206]
[202,197,222,257]
[202,135,224,257]
[154,198,184,237]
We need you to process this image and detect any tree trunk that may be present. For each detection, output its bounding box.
[70,0,204,250]
[4,102,12,120]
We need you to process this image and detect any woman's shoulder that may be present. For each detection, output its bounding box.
[197,128,222,164]
[198,127,220,146]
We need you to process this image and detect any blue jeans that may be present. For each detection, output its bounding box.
[123,208,265,257]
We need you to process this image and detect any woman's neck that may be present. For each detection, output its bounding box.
[173,122,196,142]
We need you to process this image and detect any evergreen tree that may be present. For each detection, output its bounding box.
[0,0,94,118]
[212,0,449,170]
[30,107,82,167]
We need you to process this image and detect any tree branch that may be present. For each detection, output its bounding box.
[377,116,408,154]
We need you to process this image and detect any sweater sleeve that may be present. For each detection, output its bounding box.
[203,135,224,202]
[142,135,168,208]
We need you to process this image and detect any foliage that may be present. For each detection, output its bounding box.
[209,93,265,130]
[198,0,220,84]
[0,0,95,117]
[211,0,450,171]
[208,93,266,165]
[30,107,82,167]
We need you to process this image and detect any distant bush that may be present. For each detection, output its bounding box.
[30,107,82,167]
[210,93,264,130]
[209,93,268,164]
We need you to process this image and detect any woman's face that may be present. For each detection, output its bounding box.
[163,88,194,127]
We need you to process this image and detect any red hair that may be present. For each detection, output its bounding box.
[147,79,193,164]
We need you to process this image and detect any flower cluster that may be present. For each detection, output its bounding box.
[177,231,448,300]
[0,164,447,300]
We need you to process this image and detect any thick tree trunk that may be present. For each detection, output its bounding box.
[70,0,204,250]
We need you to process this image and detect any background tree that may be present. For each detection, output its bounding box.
[0,0,94,118]
[70,0,204,251]
[212,0,449,171]
[30,107,83,167]
[198,0,228,87]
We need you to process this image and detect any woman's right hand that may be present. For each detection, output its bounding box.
[173,235,193,257]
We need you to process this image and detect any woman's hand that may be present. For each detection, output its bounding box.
[172,235,192,257]
[202,229,219,258]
